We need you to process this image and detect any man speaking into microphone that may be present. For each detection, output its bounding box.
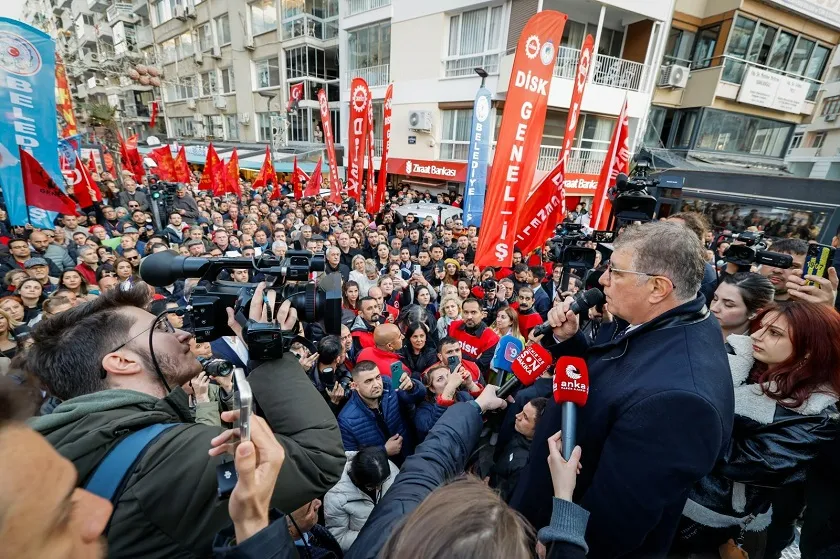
[510,221,735,558]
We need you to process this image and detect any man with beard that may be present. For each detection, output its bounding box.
[25,284,345,557]
[448,298,499,376]
[350,296,381,353]
[757,238,808,302]
[513,287,543,339]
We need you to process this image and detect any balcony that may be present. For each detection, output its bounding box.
[132,0,148,15]
[75,23,97,46]
[87,0,108,12]
[107,3,138,24]
[374,138,383,157]
[347,0,389,16]
[554,46,647,93]
[348,64,389,88]
[451,142,608,174]
[136,25,153,48]
[282,15,338,41]
[443,52,502,78]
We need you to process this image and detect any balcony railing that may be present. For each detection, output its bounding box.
[697,55,822,102]
[549,46,648,92]
[348,64,390,88]
[283,15,338,41]
[554,46,581,80]
[348,0,390,16]
[443,52,501,78]
[106,3,135,23]
[374,138,383,158]
[446,142,608,174]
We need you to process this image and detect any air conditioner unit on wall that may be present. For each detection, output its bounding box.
[211,44,221,59]
[214,96,226,110]
[174,5,186,20]
[186,98,196,110]
[408,110,432,133]
[826,114,837,122]
[194,51,203,64]
[239,112,250,125]
[244,34,255,50]
[658,64,690,88]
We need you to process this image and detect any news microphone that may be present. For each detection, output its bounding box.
[496,343,553,400]
[531,288,606,339]
[491,334,524,373]
[553,356,590,460]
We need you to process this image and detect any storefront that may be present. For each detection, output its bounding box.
[385,157,468,194]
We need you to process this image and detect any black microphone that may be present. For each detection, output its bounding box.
[531,288,606,339]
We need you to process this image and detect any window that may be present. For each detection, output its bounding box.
[812,132,826,149]
[82,14,94,25]
[162,38,177,64]
[210,115,224,138]
[220,67,235,93]
[691,25,720,69]
[170,117,195,138]
[767,31,795,70]
[821,95,840,116]
[152,0,175,26]
[440,109,473,160]
[664,28,695,65]
[644,106,668,147]
[226,114,239,140]
[250,0,277,36]
[695,108,792,158]
[445,5,505,77]
[286,46,337,80]
[198,23,213,51]
[257,112,272,142]
[171,76,196,100]
[199,71,217,96]
[746,22,777,66]
[681,197,828,241]
[215,14,230,45]
[255,57,281,88]
[176,32,193,59]
[787,132,803,155]
[787,36,815,75]
[288,108,312,143]
[347,22,391,71]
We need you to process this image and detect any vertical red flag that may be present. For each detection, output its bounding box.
[20,148,78,215]
[292,156,303,200]
[372,83,393,215]
[475,11,567,268]
[516,34,593,254]
[74,156,104,208]
[252,145,277,190]
[226,149,241,196]
[150,101,159,128]
[305,157,323,197]
[365,99,375,213]
[317,88,342,204]
[174,146,191,183]
[198,143,222,192]
[124,134,145,182]
[346,78,370,202]
[287,82,304,112]
[150,146,176,181]
[591,98,630,231]
[87,156,97,175]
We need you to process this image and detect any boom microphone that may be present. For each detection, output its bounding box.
[553,356,590,460]
[496,343,553,400]
[531,288,606,339]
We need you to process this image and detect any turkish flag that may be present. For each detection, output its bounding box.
[304,157,322,197]
[226,149,241,196]
[287,82,304,112]
[198,143,222,192]
[20,148,77,215]
[87,156,97,175]
[174,146,191,183]
[252,145,277,190]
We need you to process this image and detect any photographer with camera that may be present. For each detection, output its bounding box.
[510,221,735,559]
[307,334,352,414]
[25,283,345,557]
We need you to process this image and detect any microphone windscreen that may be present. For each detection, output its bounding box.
[510,343,553,386]
[553,356,590,406]
[492,335,524,373]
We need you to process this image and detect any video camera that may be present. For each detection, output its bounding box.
[139,250,342,360]
[608,153,658,224]
[545,223,616,267]
[715,231,793,270]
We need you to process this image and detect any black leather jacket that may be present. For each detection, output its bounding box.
[682,335,839,535]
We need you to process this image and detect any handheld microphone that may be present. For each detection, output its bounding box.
[491,334,524,373]
[531,288,606,339]
[496,343,553,400]
[553,356,590,460]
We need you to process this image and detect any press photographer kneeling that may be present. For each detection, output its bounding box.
[25,280,345,557]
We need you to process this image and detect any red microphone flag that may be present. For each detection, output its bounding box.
[20,148,77,216]
[510,343,554,386]
[475,11,567,268]
[553,356,589,406]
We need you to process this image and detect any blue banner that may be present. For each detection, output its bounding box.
[0,18,60,228]
[463,86,492,227]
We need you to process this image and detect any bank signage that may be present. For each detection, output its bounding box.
[387,157,468,182]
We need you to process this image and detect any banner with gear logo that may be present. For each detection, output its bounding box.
[346,77,370,202]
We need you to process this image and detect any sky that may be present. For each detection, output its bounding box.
[0,0,26,20]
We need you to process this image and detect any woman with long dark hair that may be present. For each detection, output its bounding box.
[710,272,774,341]
[674,301,840,558]
[342,280,361,326]
[399,322,437,378]
[17,279,44,323]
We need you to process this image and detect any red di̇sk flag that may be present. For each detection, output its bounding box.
[372,83,393,215]
[287,82,304,112]
[292,156,302,200]
[125,134,145,181]
[474,11,567,268]
[20,148,78,216]
[591,98,630,231]
[516,34,593,254]
[346,78,370,202]
[174,146,191,183]
[198,143,222,192]
[149,146,176,181]
[305,157,323,197]
[317,88,342,204]
[252,145,277,190]
[226,149,241,196]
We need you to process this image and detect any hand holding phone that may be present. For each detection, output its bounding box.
[802,244,836,287]
[233,368,252,443]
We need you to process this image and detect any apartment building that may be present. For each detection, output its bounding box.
[340,0,676,203]
[641,0,840,242]
[786,47,840,180]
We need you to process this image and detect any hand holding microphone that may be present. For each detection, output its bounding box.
[532,289,606,342]
[553,356,590,460]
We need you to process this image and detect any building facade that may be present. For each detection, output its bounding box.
[338,0,677,202]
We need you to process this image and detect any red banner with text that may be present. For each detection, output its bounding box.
[475,10,567,268]
[591,97,630,231]
[346,77,370,202]
[364,99,376,214]
[317,88,342,204]
[372,83,392,215]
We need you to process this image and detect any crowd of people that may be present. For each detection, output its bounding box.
[1,164,840,559]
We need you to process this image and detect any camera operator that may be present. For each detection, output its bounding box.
[755,238,838,307]
[479,279,505,327]
[308,334,352,414]
[510,221,735,559]
[25,283,345,557]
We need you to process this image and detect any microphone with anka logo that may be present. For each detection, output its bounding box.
[496,343,553,400]
[553,356,590,460]
[530,288,606,339]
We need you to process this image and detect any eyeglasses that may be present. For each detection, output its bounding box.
[606,262,676,290]
[101,315,176,379]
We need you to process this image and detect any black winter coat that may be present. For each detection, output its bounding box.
[510,294,735,559]
[491,433,532,502]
